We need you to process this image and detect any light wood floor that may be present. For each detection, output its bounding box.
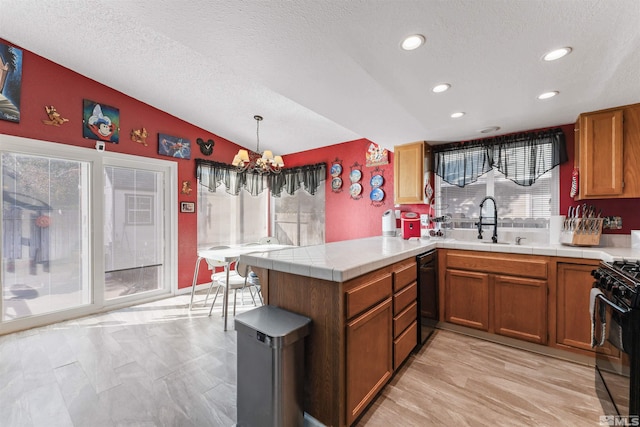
[1,293,608,426]
[356,329,607,427]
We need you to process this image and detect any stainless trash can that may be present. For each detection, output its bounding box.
[235,305,311,427]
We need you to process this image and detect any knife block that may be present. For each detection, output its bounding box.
[560,217,603,246]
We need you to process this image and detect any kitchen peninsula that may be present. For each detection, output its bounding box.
[240,236,640,426]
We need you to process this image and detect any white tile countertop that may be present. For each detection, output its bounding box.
[240,236,640,283]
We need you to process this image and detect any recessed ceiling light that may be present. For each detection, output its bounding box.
[479,126,500,134]
[537,91,559,100]
[432,83,451,93]
[450,112,465,118]
[543,47,572,61]
[401,34,425,51]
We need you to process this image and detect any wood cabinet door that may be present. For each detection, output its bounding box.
[579,109,623,198]
[393,142,425,204]
[444,269,490,331]
[346,298,393,426]
[556,263,619,360]
[556,263,595,351]
[494,275,547,344]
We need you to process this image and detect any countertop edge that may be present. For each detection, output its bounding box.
[240,236,640,282]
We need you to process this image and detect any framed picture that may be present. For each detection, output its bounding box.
[82,99,120,143]
[0,43,23,123]
[180,201,195,213]
[159,133,191,159]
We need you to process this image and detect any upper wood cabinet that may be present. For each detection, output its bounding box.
[575,103,640,199]
[394,141,431,204]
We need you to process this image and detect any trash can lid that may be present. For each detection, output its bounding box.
[235,305,311,347]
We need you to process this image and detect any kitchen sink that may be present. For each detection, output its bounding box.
[481,241,511,245]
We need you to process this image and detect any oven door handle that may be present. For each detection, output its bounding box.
[596,293,631,315]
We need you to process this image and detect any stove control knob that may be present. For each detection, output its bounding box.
[592,269,601,279]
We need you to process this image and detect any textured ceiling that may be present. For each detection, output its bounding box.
[1,0,640,156]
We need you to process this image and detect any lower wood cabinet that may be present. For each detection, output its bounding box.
[494,274,547,344]
[444,269,490,331]
[346,298,393,426]
[441,250,548,343]
[555,261,620,360]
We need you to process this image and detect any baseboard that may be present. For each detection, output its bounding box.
[436,322,596,367]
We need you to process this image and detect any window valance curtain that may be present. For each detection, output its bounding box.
[433,128,567,187]
[195,159,326,197]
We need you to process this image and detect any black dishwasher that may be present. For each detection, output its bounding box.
[417,250,438,344]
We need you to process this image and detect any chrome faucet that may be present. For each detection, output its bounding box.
[475,196,498,243]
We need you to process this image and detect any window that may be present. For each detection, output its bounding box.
[195,160,326,248]
[271,185,325,246]
[433,128,565,229]
[197,184,268,249]
[436,167,558,229]
[125,194,154,225]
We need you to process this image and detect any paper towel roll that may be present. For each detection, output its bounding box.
[549,215,565,244]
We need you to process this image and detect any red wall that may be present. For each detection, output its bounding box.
[285,139,435,243]
[0,39,245,289]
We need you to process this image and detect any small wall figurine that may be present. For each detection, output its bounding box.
[42,105,69,126]
[131,127,148,146]
[181,180,192,195]
[196,138,214,156]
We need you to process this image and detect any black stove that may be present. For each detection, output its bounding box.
[592,260,640,421]
[593,261,640,310]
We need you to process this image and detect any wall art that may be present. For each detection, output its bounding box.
[0,42,23,123]
[196,138,214,156]
[180,201,195,213]
[158,133,191,159]
[130,127,148,146]
[365,142,389,167]
[330,158,343,193]
[83,99,120,143]
[181,180,192,195]
[42,105,69,126]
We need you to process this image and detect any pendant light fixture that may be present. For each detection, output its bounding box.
[232,115,284,174]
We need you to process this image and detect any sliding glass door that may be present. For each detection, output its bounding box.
[0,135,176,333]
[104,166,165,300]
[1,152,90,320]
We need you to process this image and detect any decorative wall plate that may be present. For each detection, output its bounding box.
[350,169,362,183]
[350,183,362,197]
[370,187,384,201]
[370,174,384,187]
[331,177,342,189]
[330,164,342,177]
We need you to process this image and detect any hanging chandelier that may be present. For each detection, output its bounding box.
[232,115,284,174]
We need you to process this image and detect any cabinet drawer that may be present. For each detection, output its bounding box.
[393,281,417,314]
[346,273,393,319]
[394,260,417,292]
[393,320,417,370]
[394,301,417,338]
[446,251,548,279]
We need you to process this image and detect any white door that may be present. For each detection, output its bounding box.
[1,152,91,321]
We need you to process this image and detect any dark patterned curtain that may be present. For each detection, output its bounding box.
[433,128,567,187]
[195,160,326,197]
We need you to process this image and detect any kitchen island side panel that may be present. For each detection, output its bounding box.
[267,270,346,427]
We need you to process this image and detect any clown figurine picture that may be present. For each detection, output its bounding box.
[82,99,120,143]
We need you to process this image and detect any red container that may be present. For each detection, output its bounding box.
[401,212,420,239]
